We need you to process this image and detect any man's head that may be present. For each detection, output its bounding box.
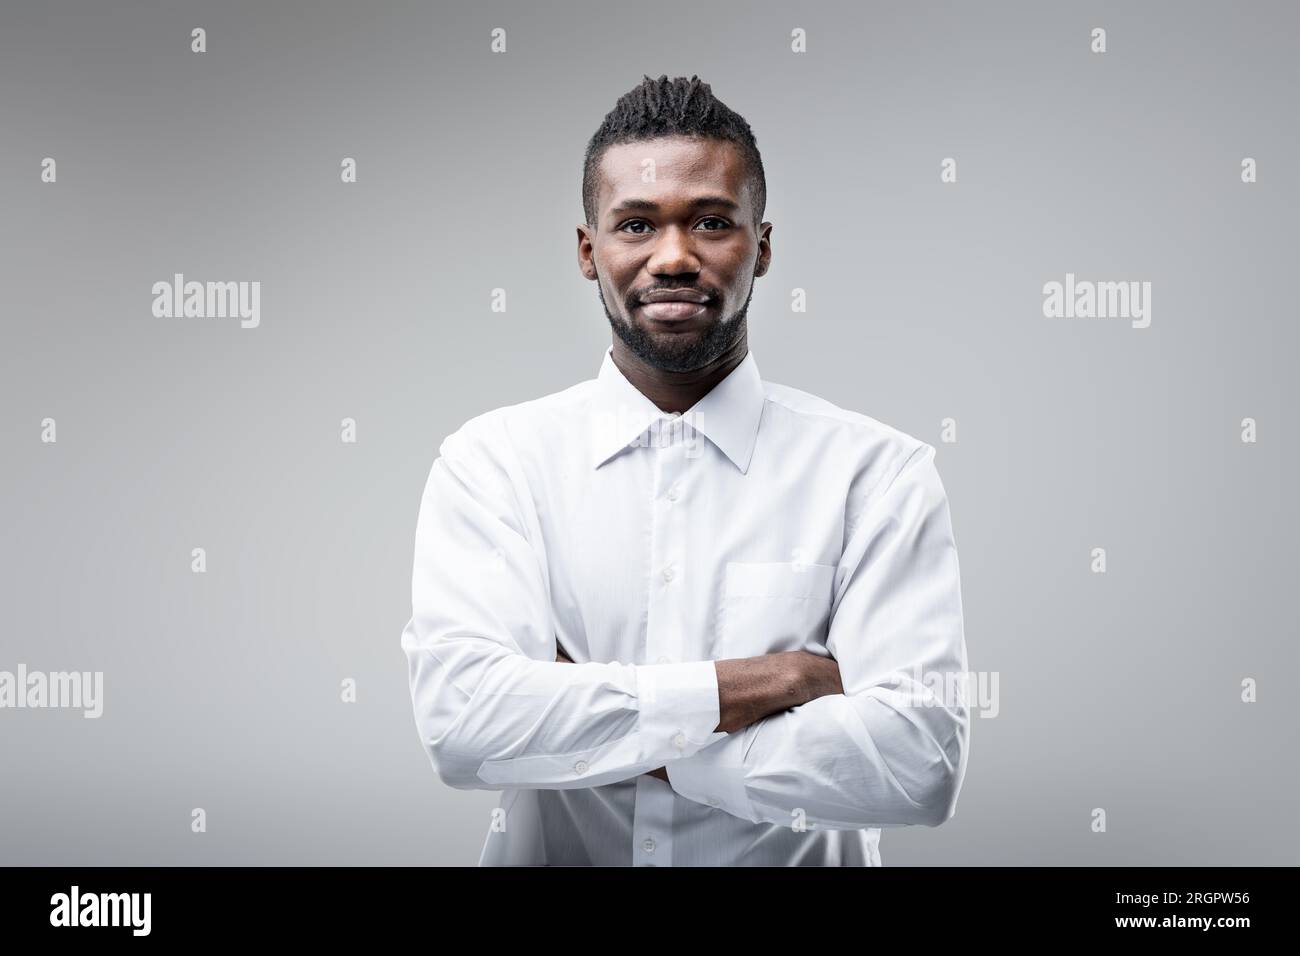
[578,75,771,374]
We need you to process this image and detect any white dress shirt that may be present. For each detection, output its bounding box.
[401,345,970,865]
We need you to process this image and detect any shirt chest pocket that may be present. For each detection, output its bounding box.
[716,561,837,660]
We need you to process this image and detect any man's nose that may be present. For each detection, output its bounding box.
[646,225,701,275]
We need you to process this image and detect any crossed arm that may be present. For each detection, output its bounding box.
[553,645,846,782]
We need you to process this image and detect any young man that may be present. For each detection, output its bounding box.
[401,75,970,865]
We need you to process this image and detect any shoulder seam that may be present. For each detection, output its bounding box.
[761,387,910,439]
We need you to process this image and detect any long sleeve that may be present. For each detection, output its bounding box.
[666,442,970,829]
[401,412,728,791]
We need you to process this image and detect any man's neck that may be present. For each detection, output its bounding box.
[610,334,749,415]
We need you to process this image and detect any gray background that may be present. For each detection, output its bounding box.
[1,0,1295,865]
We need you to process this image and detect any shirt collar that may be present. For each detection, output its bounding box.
[589,345,766,474]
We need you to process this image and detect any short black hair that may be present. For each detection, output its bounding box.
[582,74,766,230]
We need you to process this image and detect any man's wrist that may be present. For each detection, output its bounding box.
[715,652,808,734]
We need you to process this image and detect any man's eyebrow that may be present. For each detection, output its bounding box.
[607,196,741,216]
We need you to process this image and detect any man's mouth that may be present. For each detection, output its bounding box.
[637,290,713,322]
[637,300,711,321]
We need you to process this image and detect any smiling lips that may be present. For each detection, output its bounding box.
[638,290,712,322]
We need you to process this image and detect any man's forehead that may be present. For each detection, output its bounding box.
[597,137,746,211]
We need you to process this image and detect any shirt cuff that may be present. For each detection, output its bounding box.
[665,728,757,823]
[637,660,727,759]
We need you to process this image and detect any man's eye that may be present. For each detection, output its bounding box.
[617,217,730,234]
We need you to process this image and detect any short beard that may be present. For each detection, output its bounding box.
[597,273,753,373]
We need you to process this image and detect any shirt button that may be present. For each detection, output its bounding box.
[642,837,656,853]
[656,655,671,664]
[666,484,680,502]
[662,564,676,582]
[707,797,720,807]
[574,760,589,774]
[672,732,687,749]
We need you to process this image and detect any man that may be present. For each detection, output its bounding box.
[401,75,970,866]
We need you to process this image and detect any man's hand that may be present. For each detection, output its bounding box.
[796,650,845,699]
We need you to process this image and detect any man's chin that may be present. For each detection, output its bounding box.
[643,324,705,346]
[627,330,712,371]
[607,309,742,373]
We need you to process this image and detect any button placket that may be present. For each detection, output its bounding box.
[633,435,690,865]
[631,772,675,866]
[647,439,689,667]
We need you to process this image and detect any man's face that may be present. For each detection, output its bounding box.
[578,136,771,373]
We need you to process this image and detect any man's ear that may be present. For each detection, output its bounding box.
[577,224,597,280]
[753,221,773,276]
